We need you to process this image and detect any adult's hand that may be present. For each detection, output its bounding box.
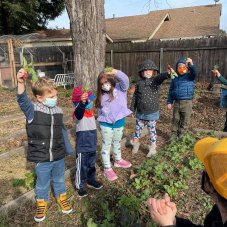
[147,194,177,226]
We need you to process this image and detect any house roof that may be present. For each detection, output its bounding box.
[0,4,222,45]
[106,4,222,42]
[0,29,112,47]
[106,11,170,41]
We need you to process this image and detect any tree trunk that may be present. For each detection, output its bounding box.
[65,0,105,89]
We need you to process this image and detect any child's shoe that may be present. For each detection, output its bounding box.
[130,140,140,153]
[87,180,103,190]
[56,192,73,214]
[104,168,118,181]
[114,159,132,168]
[147,144,157,157]
[76,188,88,198]
[34,199,48,222]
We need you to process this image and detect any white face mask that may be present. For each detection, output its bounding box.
[102,82,111,92]
[143,70,153,78]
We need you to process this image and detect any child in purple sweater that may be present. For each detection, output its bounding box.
[95,68,132,181]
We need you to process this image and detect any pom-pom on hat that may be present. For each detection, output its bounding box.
[194,137,227,199]
[72,86,93,105]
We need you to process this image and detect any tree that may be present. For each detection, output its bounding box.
[218,29,227,36]
[0,0,65,35]
[65,0,105,89]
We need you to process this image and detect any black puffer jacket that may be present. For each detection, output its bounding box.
[26,102,65,162]
[130,73,169,115]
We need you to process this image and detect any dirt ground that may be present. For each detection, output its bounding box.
[0,83,226,226]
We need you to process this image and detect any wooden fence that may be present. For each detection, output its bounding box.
[1,36,227,87]
[106,37,227,82]
[0,43,74,86]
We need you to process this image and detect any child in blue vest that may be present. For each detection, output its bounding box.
[167,57,197,140]
[16,69,73,223]
[72,86,103,197]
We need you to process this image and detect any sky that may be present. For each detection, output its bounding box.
[47,0,227,32]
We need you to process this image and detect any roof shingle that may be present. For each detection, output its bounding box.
[106,4,222,41]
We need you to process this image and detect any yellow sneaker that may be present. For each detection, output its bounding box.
[57,192,72,214]
[34,199,48,222]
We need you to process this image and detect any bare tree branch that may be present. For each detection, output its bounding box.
[145,0,173,11]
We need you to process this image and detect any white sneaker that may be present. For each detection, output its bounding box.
[147,144,157,157]
[130,140,140,153]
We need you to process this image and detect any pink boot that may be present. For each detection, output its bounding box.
[104,168,118,181]
[114,159,132,168]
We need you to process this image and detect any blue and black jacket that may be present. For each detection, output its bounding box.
[167,58,197,104]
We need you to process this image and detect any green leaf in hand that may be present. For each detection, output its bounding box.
[167,64,178,79]
[170,71,178,79]
[22,56,38,82]
[82,84,89,93]
[104,66,113,73]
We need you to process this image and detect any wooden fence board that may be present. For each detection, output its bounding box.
[1,37,227,84]
[106,37,227,82]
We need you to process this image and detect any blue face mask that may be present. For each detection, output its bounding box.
[44,97,57,108]
[86,102,93,110]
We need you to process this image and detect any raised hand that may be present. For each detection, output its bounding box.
[81,92,88,104]
[17,68,27,84]
[211,69,221,77]
[104,67,118,75]
[186,58,193,65]
[167,65,178,79]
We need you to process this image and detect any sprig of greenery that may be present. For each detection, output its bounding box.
[12,171,36,190]
[22,57,38,83]
[167,65,178,79]
[104,66,113,73]
[82,84,90,93]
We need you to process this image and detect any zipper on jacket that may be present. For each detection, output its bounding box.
[49,109,54,161]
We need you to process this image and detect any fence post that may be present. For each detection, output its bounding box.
[110,49,114,67]
[7,39,16,87]
[62,52,66,74]
[159,48,163,73]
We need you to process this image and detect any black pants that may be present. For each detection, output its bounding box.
[75,151,96,190]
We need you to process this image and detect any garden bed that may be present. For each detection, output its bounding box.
[0,83,226,226]
[0,118,136,208]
